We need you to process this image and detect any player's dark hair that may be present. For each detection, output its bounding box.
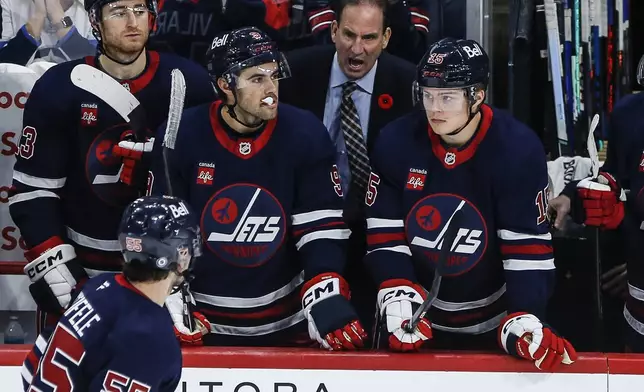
[122,259,175,283]
[333,0,389,30]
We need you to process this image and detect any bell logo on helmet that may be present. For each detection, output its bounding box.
[169,202,190,218]
[211,34,229,49]
[461,44,483,58]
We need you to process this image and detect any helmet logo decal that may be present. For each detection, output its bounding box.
[426,53,447,64]
[211,34,229,49]
[462,44,483,58]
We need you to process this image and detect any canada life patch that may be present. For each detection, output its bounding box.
[196,162,215,185]
[406,168,426,190]
[405,193,488,277]
[201,184,286,268]
[80,103,98,126]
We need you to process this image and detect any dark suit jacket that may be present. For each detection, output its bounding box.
[279,44,417,155]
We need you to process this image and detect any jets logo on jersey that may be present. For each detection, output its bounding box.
[201,184,286,267]
[405,194,487,277]
[85,124,141,207]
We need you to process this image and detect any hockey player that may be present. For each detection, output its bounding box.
[548,73,644,351]
[363,37,577,370]
[8,0,215,324]
[150,27,367,350]
[24,194,202,392]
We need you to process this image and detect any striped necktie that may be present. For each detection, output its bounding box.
[340,81,371,199]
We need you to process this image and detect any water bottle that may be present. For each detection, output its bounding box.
[4,315,25,344]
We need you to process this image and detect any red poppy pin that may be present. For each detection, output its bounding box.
[378,94,393,110]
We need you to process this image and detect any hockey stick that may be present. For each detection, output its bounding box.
[404,207,464,333]
[70,64,148,188]
[586,113,605,350]
[72,64,196,332]
[544,0,569,156]
[70,64,143,124]
[162,69,196,332]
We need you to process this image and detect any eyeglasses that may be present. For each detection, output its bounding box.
[103,4,149,20]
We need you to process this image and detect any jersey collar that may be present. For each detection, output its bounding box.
[209,101,277,159]
[428,104,493,169]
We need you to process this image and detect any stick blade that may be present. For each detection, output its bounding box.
[163,68,187,150]
[587,114,600,177]
[70,64,140,122]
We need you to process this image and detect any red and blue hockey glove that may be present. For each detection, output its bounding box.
[23,236,88,315]
[112,133,155,187]
[499,312,577,371]
[301,273,367,350]
[576,172,626,229]
[165,289,212,346]
[376,279,432,352]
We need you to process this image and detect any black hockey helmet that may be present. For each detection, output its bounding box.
[118,195,202,275]
[85,0,158,20]
[413,38,490,105]
[205,26,291,91]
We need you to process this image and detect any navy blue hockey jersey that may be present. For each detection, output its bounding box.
[9,51,215,275]
[150,101,350,345]
[365,105,555,335]
[598,93,644,350]
[24,273,181,392]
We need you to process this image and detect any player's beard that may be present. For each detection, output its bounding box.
[236,90,278,124]
[102,28,149,63]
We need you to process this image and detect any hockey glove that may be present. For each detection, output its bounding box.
[499,312,577,371]
[23,237,88,315]
[576,172,626,229]
[376,279,432,352]
[301,273,367,350]
[165,289,212,346]
[112,134,155,188]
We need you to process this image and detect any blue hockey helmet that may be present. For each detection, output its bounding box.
[205,26,291,89]
[118,195,202,275]
[413,38,490,105]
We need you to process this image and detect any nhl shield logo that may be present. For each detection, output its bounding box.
[238,142,252,156]
[444,152,456,166]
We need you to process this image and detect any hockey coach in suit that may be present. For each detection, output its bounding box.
[280,0,417,337]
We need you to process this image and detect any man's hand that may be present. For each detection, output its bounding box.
[23,237,88,315]
[547,194,571,230]
[376,279,432,352]
[576,172,625,229]
[499,312,577,371]
[602,263,628,299]
[112,134,155,187]
[301,273,367,350]
[165,290,212,346]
